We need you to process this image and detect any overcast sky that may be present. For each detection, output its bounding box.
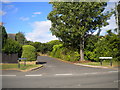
[0,1,118,43]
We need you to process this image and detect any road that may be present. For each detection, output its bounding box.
[2,56,119,88]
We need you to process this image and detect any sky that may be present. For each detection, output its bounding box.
[0,1,118,43]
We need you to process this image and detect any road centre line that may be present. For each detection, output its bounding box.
[25,74,42,76]
[0,75,16,76]
[55,74,73,76]
[108,71,118,73]
[114,80,120,83]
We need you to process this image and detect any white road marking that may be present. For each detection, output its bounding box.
[114,80,120,83]
[25,74,42,76]
[84,72,98,75]
[0,75,16,76]
[55,74,73,76]
[108,71,118,73]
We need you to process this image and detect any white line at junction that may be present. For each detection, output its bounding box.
[25,74,42,76]
[0,75,16,76]
[55,74,73,76]
[114,80,120,83]
[108,71,118,73]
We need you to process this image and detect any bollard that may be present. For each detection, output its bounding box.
[18,60,20,68]
[100,60,102,66]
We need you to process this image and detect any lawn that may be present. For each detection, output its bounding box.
[0,63,42,70]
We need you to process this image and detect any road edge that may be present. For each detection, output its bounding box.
[47,56,118,70]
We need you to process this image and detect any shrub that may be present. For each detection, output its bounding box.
[2,38,22,55]
[50,44,80,62]
[21,45,37,61]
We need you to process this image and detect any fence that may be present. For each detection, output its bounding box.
[2,53,18,63]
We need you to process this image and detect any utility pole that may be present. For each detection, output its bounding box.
[115,2,120,35]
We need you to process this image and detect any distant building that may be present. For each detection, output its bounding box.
[8,34,16,40]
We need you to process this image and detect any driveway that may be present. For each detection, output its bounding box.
[2,56,119,88]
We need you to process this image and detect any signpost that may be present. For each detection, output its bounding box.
[99,57,113,66]
[18,58,27,68]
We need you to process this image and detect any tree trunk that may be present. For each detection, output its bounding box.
[80,37,84,61]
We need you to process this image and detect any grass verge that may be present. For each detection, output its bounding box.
[80,61,120,67]
[0,63,42,71]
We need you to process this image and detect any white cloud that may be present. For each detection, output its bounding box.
[32,15,36,17]
[1,0,11,3]
[20,17,29,21]
[26,20,58,43]
[31,12,41,17]
[0,11,6,16]
[100,15,117,35]
[33,12,41,15]
[93,15,117,35]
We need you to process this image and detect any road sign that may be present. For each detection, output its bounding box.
[18,58,27,60]
[99,57,113,66]
[18,58,27,67]
[99,57,112,59]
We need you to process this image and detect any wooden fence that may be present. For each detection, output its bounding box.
[2,53,18,63]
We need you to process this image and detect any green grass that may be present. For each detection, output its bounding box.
[0,64,42,70]
[81,60,120,67]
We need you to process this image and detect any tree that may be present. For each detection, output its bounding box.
[30,42,42,52]
[0,25,8,48]
[2,38,22,54]
[47,2,113,61]
[46,40,62,51]
[92,30,120,61]
[15,32,26,45]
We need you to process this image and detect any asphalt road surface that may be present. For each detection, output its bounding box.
[2,56,119,88]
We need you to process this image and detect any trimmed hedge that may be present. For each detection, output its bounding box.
[21,45,37,61]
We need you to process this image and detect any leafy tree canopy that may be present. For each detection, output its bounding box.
[47,2,113,60]
[15,32,26,45]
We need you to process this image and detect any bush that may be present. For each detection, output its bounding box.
[2,38,22,55]
[50,44,80,62]
[86,33,120,62]
[21,45,37,61]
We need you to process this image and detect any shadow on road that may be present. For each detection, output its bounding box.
[36,62,47,65]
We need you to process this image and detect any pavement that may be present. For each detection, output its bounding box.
[1,56,119,88]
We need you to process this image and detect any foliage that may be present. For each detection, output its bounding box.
[46,40,63,51]
[50,44,80,62]
[86,31,120,62]
[2,38,22,55]
[48,2,113,61]
[29,40,62,54]
[25,40,34,45]
[30,42,42,52]
[0,25,8,47]
[21,45,37,61]
[15,32,26,45]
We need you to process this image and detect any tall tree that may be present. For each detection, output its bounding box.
[0,24,8,48]
[15,32,26,45]
[47,2,113,61]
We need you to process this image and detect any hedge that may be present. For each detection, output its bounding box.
[21,45,37,61]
